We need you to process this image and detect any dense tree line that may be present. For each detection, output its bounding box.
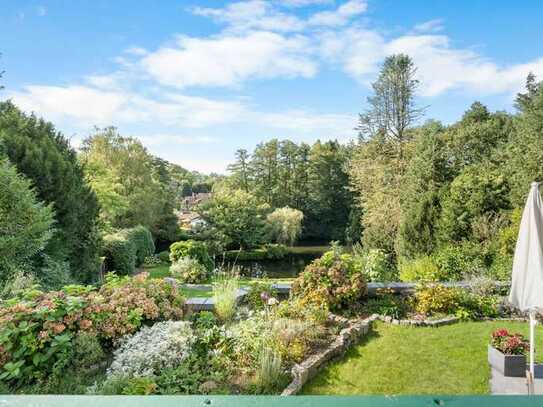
[349,55,543,280]
[3,51,543,286]
[0,102,101,284]
[226,139,356,243]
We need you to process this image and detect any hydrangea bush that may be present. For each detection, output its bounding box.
[291,248,367,311]
[0,273,184,383]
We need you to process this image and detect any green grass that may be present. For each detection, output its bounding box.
[288,245,329,255]
[144,264,294,298]
[145,264,171,279]
[302,320,543,395]
[181,287,213,298]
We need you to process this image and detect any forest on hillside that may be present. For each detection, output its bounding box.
[1,54,543,289]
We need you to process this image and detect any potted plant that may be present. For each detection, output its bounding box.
[488,328,529,377]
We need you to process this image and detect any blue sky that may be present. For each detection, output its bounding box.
[1,1,543,173]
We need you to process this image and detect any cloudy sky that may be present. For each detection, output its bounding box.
[1,1,543,173]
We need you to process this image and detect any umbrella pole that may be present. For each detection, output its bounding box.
[530,311,537,381]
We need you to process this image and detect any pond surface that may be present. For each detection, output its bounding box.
[224,250,324,279]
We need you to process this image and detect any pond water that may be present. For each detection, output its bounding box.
[224,251,323,279]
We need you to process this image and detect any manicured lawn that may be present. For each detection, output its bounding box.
[288,245,329,255]
[144,264,294,298]
[302,320,543,395]
[144,264,171,279]
[182,287,213,298]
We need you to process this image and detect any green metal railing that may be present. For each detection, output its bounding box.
[1,396,543,407]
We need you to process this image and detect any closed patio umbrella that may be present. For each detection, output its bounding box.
[509,182,543,382]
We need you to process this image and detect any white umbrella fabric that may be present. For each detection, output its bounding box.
[509,181,543,382]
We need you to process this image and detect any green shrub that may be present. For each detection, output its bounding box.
[97,376,157,395]
[170,257,209,284]
[222,244,288,262]
[353,245,395,282]
[399,256,440,282]
[488,254,513,281]
[291,248,367,311]
[413,284,460,315]
[190,311,218,330]
[71,332,106,371]
[223,249,267,261]
[121,377,158,395]
[125,226,155,266]
[0,159,54,288]
[102,233,137,275]
[362,289,408,319]
[432,243,485,281]
[154,355,223,395]
[158,251,170,263]
[170,240,213,272]
[454,289,500,320]
[37,255,74,290]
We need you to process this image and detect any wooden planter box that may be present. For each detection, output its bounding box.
[488,345,526,377]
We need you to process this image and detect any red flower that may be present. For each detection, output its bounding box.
[492,328,509,338]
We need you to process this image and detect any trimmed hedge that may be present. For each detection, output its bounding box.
[222,244,288,261]
[169,240,214,272]
[125,225,155,265]
[102,233,137,276]
[158,251,170,263]
[102,226,155,275]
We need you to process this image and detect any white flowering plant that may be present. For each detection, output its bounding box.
[108,321,195,378]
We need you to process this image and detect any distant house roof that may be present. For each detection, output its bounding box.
[182,192,213,207]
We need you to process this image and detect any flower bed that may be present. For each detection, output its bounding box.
[0,273,184,385]
[0,246,523,395]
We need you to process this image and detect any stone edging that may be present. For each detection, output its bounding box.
[374,314,529,327]
[280,313,529,396]
[280,314,375,396]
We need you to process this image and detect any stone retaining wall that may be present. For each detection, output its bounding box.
[281,315,376,396]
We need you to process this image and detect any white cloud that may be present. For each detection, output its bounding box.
[279,0,334,7]
[7,0,543,175]
[8,85,245,128]
[140,31,317,88]
[10,85,127,124]
[124,46,148,56]
[36,6,47,16]
[255,109,356,140]
[191,0,367,32]
[320,27,543,97]
[85,74,121,89]
[139,134,220,146]
[413,19,444,33]
[186,0,542,96]
[192,0,306,33]
[385,34,543,96]
[308,0,367,27]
